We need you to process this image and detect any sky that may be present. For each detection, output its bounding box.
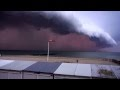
[0,11,120,52]
[78,11,120,41]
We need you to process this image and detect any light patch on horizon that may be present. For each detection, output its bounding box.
[99,41,120,52]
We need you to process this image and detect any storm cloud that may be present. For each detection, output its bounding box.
[0,11,117,51]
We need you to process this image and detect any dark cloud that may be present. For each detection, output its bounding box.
[0,11,75,35]
[99,42,120,52]
[0,11,117,51]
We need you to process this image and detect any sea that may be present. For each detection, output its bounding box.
[0,50,120,60]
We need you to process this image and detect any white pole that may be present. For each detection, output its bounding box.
[47,41,49,62]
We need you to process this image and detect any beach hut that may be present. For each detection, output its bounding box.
[111,65,120,79]
[0,60,37,79]
[23,62,61,79]
[74,64,92,79]
[0,60,15,79]
[54,63,81,79]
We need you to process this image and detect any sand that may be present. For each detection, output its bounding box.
[0,55,119,66]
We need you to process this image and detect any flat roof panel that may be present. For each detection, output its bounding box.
[24,62,62,73]
[0,60,14,67]
[0,60,37,71]
[54,63,78,75]
[75,64,91,77]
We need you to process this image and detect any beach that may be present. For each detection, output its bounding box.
[0,55,119,65]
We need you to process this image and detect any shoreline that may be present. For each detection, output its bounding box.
[0,55,119,66]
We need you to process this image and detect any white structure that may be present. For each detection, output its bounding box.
[54,63,92,79]
[0,60,15,79]
[47,41,50,62]
[23,62,61,79]
[54,63,79,79]
[54,63,77,75]
[0,59,119,79]
[47,40,55,62]
[0,60,37,79]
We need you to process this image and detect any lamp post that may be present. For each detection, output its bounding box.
[47,41,50,62]
[47,40,55,62]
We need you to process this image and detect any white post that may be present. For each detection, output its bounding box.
[47,41,49,62]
